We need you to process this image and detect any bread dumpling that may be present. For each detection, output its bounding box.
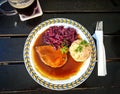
[36,45,67,68]
[69,39,91,62]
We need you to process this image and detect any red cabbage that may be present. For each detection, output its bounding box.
[43,26,78,49]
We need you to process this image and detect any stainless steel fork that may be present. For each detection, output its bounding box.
[93,21,107,76]
[96,21,103,31]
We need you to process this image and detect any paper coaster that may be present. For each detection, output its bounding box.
[19,0,43,21]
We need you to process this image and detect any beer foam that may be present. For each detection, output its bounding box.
[8,0,34,9]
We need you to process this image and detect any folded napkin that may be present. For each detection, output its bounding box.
[93,27,107,76]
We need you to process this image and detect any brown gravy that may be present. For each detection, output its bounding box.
[32,31,84,80]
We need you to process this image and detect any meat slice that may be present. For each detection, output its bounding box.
[36,45,67,68]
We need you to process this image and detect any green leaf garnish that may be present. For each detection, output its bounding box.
[75,45,83,52]
[75,40,89,52]
[60,45,68,54]
[80,40,89,46]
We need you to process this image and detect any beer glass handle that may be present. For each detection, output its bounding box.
[0,0,17,16]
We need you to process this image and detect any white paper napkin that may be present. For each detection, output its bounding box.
[93,29,107,76]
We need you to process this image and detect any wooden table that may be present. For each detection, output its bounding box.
[0,0,120,93]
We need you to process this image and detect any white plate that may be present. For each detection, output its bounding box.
[23,18,96,90]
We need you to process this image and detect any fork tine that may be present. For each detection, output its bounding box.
[99,21,103,31]
[96,21,103,31]
[96,22,99,30]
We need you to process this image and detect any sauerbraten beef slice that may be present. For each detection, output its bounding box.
[35,45,67,68]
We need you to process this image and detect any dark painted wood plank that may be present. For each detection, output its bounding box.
[0,64,40,91]
[0,15,32,35]
[40,0,120,12]
[1,0,120,15]
[0,37,26,62]
[104,35,120,59]
[1,0,120,14]
[0,13,120,35]
[0,61,120,92]
[0,87,120,94]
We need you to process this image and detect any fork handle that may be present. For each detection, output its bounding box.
[103,44,107,75]
[97,40,106,76]
[95,31,107,76]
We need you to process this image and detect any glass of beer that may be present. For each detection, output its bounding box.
[0,0,43,20]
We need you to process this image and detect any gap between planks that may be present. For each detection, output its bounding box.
[0,58,120,65]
